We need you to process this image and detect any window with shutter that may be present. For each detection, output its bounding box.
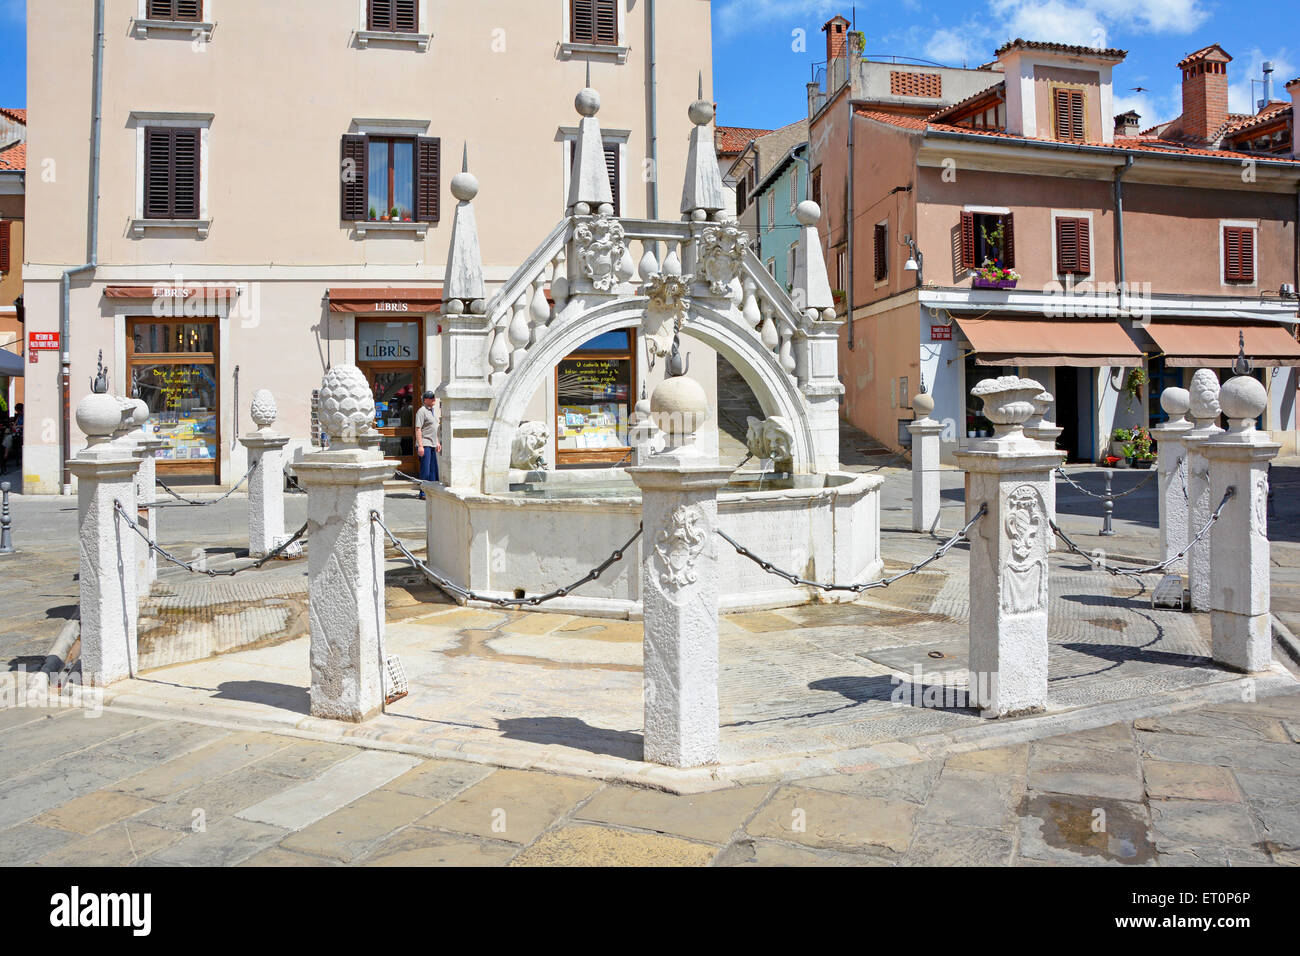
[789,173,798,212]
[959,211,976,270]
[0,220,9,274]
[572,0,618,45]
[963,211,1015,270]
[767,193,775,232]
[874,223,888,281]
[603,142,620,216]
[811,166,822,208]
[1053,88,1086,142]
[144,127,200,220]
[148,0,202,20]
[1055,217,1091,275]
[369,0,417,32]
[1223,226,1255,282]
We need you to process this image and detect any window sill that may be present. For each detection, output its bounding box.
[131,218,211,239]
[353,220,429,238]
[559,41,629,64]
[356,30,432,52]
[131,19,215,41]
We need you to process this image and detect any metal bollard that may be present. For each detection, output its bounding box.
[0,481,13,554]
[1100,469,1115,536]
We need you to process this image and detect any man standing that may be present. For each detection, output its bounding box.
[414,390,441,500]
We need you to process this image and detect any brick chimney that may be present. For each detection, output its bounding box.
[1178,44,1231,143]
[823,15,850,63]
[1114,110,1141,137]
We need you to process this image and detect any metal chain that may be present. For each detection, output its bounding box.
[1054,463,1162,501]
[113,499,308,577]
[153,461,258,507]
[1050,486,1234,578]
[718,502,987,594]
[370,510,642,607]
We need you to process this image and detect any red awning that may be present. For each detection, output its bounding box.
[953,316,1144,367]
[1145,321,1300,367]
[327,287,442,314]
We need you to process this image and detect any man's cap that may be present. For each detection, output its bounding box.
[422,390,436,400]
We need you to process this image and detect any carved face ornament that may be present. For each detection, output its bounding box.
[654,504,706,589]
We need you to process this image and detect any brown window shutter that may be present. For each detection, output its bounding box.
[603,142,620,216]
[1001,213,1015,268]
[594,0,618,44]
[369,0,393,31]
[171,127,200,219]
[1055,218,1076,273]
[1241,229,1255,280]
[571,0,595,43]
[0,220,9,274]
[393,0,418,32]
[340,134,369,221]
[1070,91,1085,140]
[147,0,176,18]
[873,223,887,281]
[415,136,441,223]
[811,166,821,208]
[1077,218,1091,274]
[960,211,976,269]
[1224,227,1255,281]
[1054,89,1069,140]
[175,0,202,21]
[144,127,174,219]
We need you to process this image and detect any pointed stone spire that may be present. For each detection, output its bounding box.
[794,200,835,316]
[442,143,486,311]
[567,65,615,216]
[680,72,726,221]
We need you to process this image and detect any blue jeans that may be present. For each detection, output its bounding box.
[418,445,439,484]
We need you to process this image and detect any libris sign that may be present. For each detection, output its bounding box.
[358,321,419,361]
[372,302,410,312]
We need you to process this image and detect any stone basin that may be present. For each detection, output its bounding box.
[424,468,884,619]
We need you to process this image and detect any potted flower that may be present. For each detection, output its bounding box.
[368,206,377,221]
[1102,454,1122,467]
[390,206,401,222]
[971,222,1019,289]
[1109,427,1132,459]
[1122,368,1148,411]
[1127,426,1155,468]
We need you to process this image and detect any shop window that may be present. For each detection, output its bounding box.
[128,319,218,477]
[556,330,636,465]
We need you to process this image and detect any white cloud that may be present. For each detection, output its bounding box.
[988,0,1209,46]
[713,0,844,39]
[925,27,991,68]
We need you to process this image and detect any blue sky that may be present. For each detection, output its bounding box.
[713,0,1297,133]
[0,1,1294,134]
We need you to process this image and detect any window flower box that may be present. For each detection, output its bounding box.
[972,277,1017,289]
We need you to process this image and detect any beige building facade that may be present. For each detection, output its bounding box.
[23,0,716,493]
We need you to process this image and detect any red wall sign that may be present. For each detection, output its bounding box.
[930,325,952,341]
[28,331,60,351]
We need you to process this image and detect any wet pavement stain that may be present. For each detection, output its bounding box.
[443,628,641,673]
[1019,792,1156,865]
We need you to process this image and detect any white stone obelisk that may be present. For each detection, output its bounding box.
[628,362,731,767]
[1183,370,1224,611]
[239,389,292,558]
[293,365,393,722]
[68,390,143,687]
[954,376,1065,718]
[907,389,943,533]
[1150,387,1193,572]
[1202,372,1280,672]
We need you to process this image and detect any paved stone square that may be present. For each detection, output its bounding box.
[3,462,1299,864]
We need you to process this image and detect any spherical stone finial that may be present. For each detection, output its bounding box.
[795,200,821,226]
[575,87,601,117]
[1219,375,1267,433]
[913,392,935,418]
[688,98,714,126]
[76,392,126,442]
[130,398,150,429]
[1160,386,1191,421]
[650,374,709,439]
[250,388,278,429]
[1189,368,1222,422]
[450,171,479,202]
[318,364,377,446]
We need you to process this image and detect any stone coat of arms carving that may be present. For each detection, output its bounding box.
[654,503,707,589]
[698,220,748,296]
[1002,485,1049,615]
[642,272,693,359]
[575,216,627,293]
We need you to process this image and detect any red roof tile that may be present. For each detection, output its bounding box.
[0,108,25,125]
[1178,43,1231,67]
[0,141,25,172]
[853,109,1299,164]
[928,81,1005,122]
[1220,105,1292,138]
[715,126,770,154]
[995,38,1126,60]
